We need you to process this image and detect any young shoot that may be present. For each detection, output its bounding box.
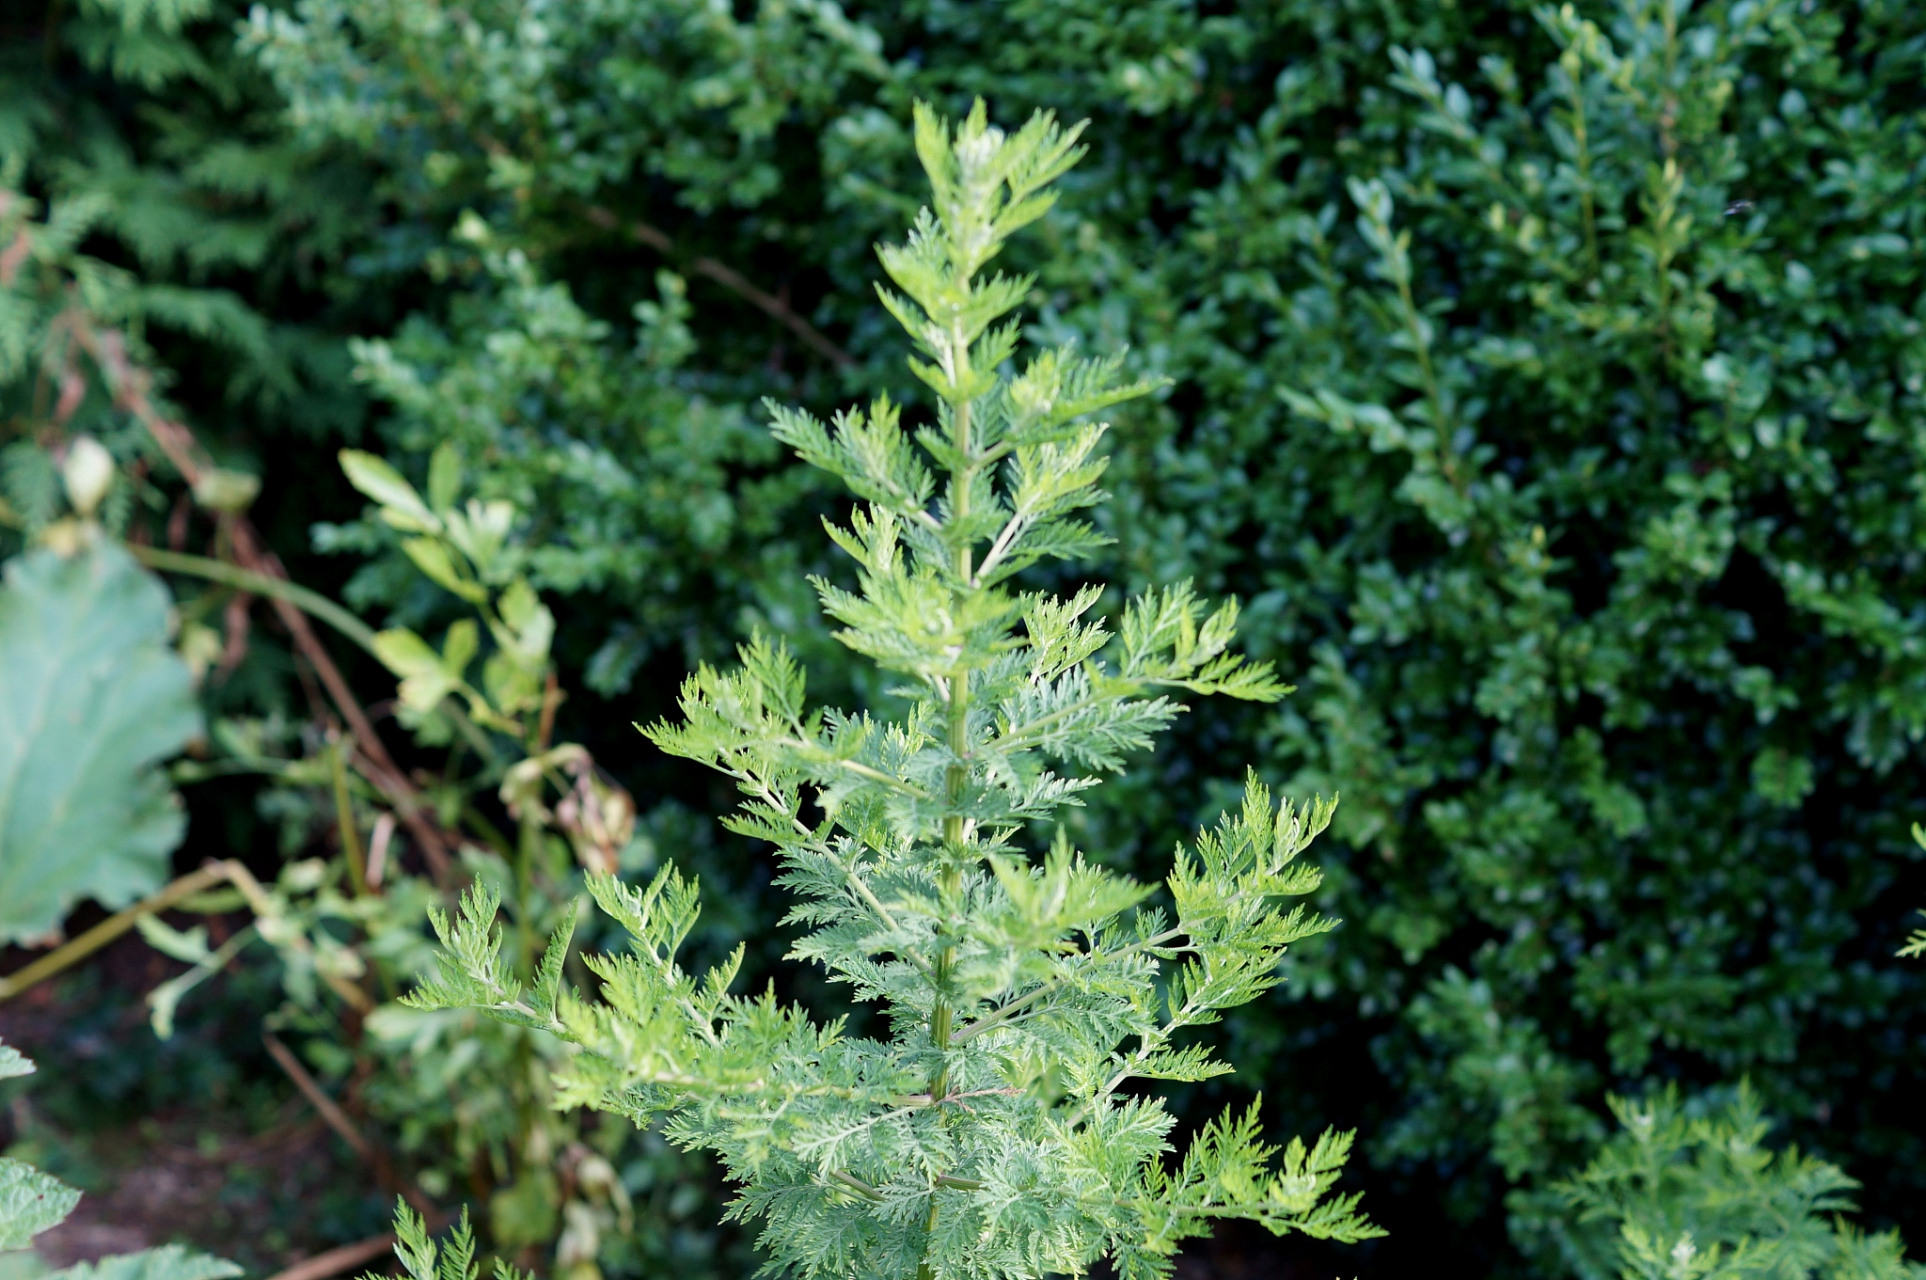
[412,99,1379,1280]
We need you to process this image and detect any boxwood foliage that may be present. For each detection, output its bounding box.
[14,0,1926,1271]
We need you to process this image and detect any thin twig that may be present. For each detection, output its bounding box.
[263,1034,439,1217]
[0,855,384,1013]
[262,1033,374,1163]
[366,813,397,889]
[133,546,381,655]
[263,1233,398,1280]
[583,204,855,369]
[216,588,253,679]
[229,522,453,882]
[396,92,850,367]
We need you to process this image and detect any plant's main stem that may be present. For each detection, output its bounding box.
[921,332,978,1280]
[931,347,979,1092]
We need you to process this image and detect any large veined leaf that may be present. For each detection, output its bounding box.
[0,542,201,944]
[48,1246,240,1280]
[0,1038,79,1252]
[0,1041,237,1279]
[0,1158,79,1252]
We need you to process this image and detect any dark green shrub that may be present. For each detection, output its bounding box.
[9,0,1925,1272]
[247,0,1926,1262]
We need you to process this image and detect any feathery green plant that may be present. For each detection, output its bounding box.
[1902,824,1926,961]
[381,1207,530,1280]
[1530,1085,1923,1280]
[411,101,1379,1280]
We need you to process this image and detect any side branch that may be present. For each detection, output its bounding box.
[740,774,936,980]
[950,924,1185,1046]
[0,862,232,1000]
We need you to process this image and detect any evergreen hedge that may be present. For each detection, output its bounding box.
[7,0,1923,1272]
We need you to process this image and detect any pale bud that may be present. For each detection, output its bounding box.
[191,467,260,514]
[61,436,115,518]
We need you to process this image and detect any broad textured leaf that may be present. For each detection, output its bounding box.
[48,1246,240,1280]
[0,1158,79,1251]
[0,543,201,944]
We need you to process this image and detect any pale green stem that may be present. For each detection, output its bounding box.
[920,315,979,1280]
[331,737,369,896]
[134,545,379,656]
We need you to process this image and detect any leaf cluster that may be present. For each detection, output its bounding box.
[342,443,557,738]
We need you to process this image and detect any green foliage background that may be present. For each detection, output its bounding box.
[5,0,1924,1274]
